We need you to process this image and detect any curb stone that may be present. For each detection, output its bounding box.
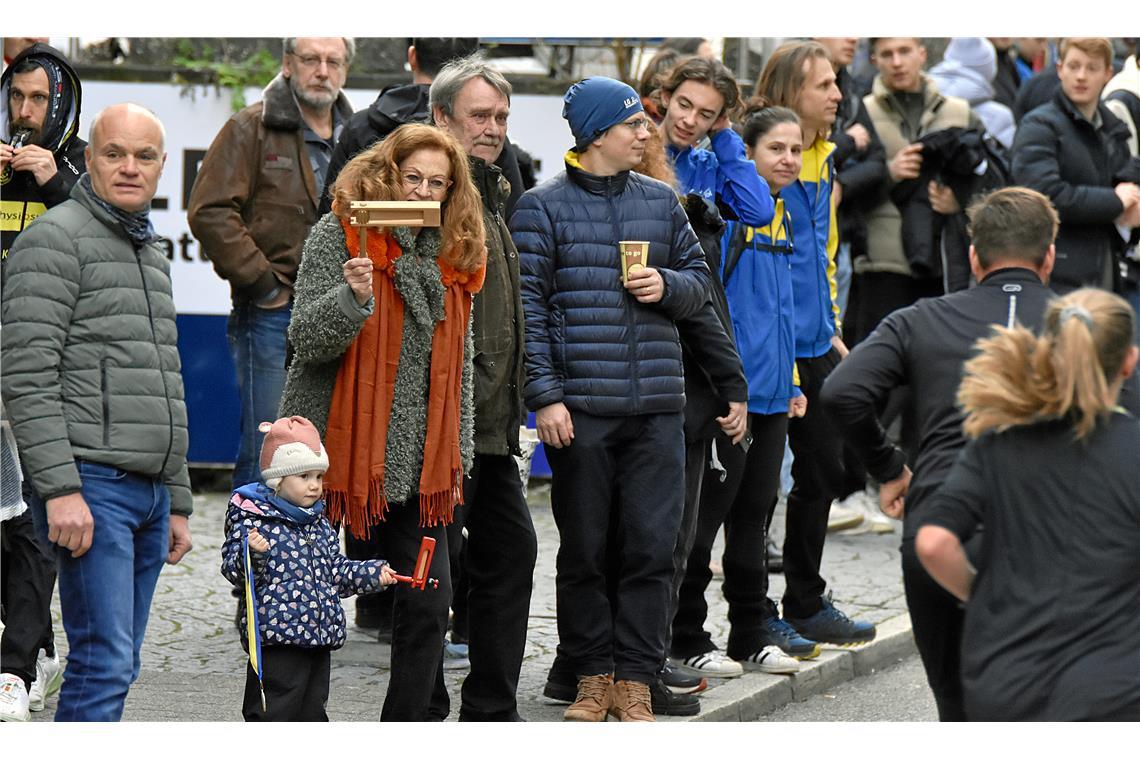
[686,612,916,722]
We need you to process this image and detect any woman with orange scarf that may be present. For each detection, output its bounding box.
[279,123,486,720]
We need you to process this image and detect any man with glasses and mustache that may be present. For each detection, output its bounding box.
[188,38,355,493]
[419,54,537,722]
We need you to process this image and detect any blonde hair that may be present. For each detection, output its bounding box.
[1059,38,1114,70]
[959,289,1135,440]
[330,123,485,273]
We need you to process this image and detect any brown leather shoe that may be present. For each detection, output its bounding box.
[609,679,655,722]
[563,673,614,722]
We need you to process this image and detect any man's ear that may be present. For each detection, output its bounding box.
[968,244,984,281]
[1121,344,1139,380]
[1039,243,1056,282]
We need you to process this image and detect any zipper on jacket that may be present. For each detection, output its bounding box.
[607,188,641,409]
[101,357,111,446]
[135,246,175,477]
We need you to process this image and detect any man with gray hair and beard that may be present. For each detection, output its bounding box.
[188,37,355,491]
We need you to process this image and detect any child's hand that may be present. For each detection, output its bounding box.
[379,563,398,588]
[248,528,270,553]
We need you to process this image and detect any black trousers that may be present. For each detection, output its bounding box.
[439,453,537,721]
[243,645,331,721]
[376,499,452,722]
[551,429,701,680]
[784,348,846,619]
[672,413,788,659]
[660,434,711,659]
[547,411,684,684]
[0,510,56,690]
[900,538,967,722]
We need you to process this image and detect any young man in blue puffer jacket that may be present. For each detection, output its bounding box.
[511,76,710,722]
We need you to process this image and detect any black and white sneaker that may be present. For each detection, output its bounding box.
[670,650,744,678]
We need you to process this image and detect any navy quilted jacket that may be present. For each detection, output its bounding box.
[510,155,710,416]
[220,483,388,651]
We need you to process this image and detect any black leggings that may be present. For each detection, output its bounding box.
[671,413,788,659]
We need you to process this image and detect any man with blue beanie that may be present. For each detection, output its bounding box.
[511,77,711,721]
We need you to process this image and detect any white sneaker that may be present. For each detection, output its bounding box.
[28,648,63,711]
[827,499,864,532]
[736,645,801,675]
[0,673,30,722]
[839,491,895,535]
[671,650,744,678]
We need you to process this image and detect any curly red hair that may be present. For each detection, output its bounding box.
[331,123,486,273]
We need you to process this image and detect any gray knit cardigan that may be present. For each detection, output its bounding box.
[278,213,475,480]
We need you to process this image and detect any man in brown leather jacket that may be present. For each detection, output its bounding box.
[187,37,354,490]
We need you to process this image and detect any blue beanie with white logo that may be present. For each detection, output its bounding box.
[562,77,644,152]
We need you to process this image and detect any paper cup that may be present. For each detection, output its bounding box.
[619,241,649,282]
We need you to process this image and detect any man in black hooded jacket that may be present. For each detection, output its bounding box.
[0,40,84,719]
[1,42,85,264]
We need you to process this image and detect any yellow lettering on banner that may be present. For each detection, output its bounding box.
[0,200,24,231]
[23,202,47,226]
[0,200,47,232]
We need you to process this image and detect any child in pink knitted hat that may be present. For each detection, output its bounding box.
[221,415,395,721]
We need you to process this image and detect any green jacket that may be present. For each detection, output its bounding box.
[1,181,192,516]
[469,157,525,456]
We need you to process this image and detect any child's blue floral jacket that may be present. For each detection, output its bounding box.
[221,482,388,650]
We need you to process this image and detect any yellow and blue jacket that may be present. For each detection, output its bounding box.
[782,137,840,359]
[720,198,801,416]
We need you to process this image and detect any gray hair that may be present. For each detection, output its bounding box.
[429,53,512,117]
[282,37,356,65]
[89,103,166,152]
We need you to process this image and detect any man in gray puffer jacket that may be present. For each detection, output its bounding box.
[1,103,192,722]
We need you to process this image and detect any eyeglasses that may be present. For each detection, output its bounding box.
[402,172,453,193]
[617,117,650,132]
[289,53,346,73]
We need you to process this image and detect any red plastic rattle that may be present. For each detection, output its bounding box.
[391,536,440,590]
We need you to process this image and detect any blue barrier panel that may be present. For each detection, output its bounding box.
[177,314,239,465]
[526,410,551,478]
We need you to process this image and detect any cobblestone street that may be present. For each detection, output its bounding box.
[30,480,907,722]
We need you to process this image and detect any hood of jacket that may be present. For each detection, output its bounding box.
[564,150,631,196]
[1104,55,1140,99]
[367,82,431,134]
[870,72,947,112]
[929,59,995,106]
[260,72,354,132]
[1,42,82,153]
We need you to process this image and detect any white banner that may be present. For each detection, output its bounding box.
[80,81,572,315]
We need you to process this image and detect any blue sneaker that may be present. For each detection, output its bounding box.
[759,615,822,660]
[785,594,876,646]
[443,641,470,670]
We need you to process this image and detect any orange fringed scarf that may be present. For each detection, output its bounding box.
[323,221,485,539]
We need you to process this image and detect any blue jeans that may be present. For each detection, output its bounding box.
[227,301,292,490]
[835,241,853,322]
[30,460,170,721]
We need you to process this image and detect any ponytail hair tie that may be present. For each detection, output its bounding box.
[1059,305,1094,330]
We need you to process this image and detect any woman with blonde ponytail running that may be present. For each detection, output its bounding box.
[917,288,1140,721]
